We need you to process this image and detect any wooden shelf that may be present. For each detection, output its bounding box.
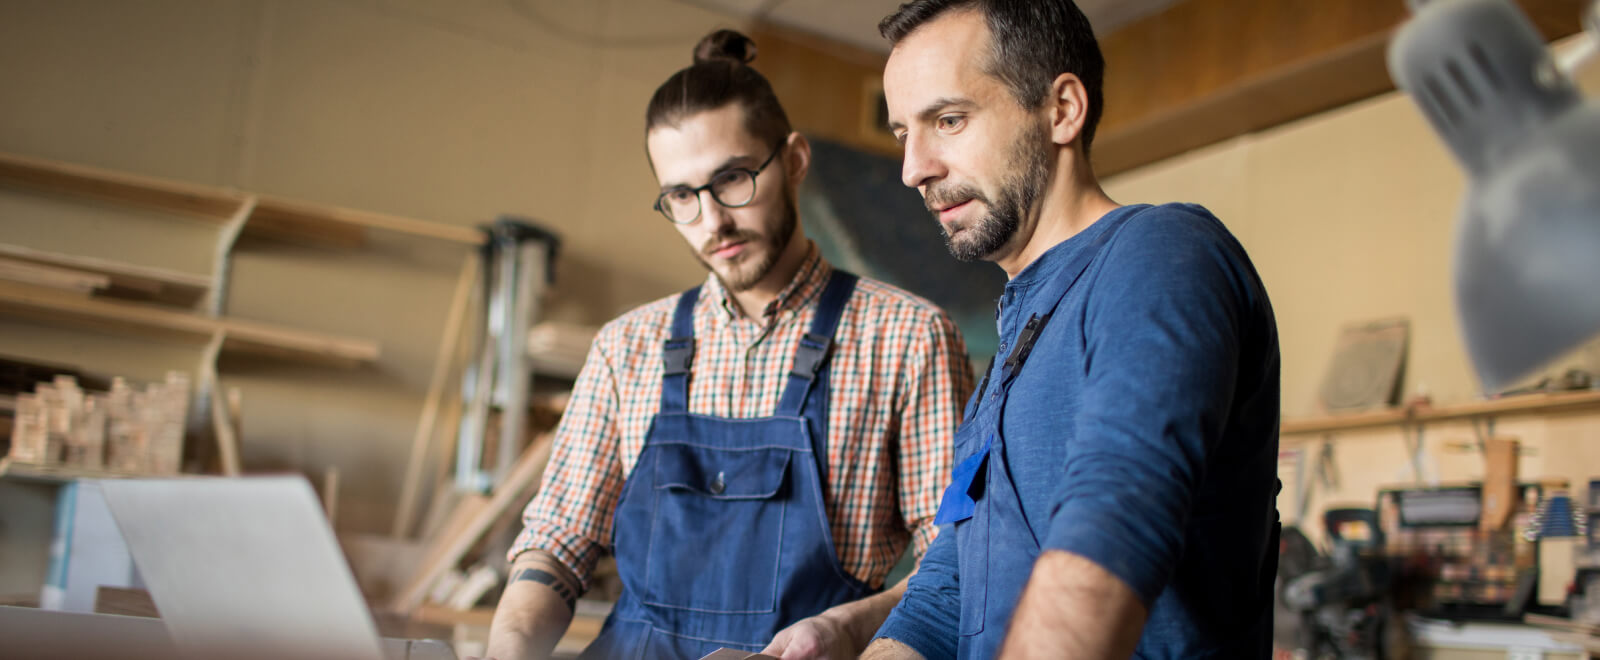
[0,243,211,307]
[0,281,379,368]
[0,151,482,249]
[0,152,243,219]
[1281,390,1600,438]
[0,457,190,484]
[250,196,480,247]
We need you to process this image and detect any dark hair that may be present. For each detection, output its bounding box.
[645,30,793,147]
[879,0,1105,155]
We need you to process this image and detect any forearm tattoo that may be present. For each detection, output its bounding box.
[511,561,579,612]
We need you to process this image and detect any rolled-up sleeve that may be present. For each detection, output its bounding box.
[1042,215,1247,606]
[874,522,961,660]
[508,335,626,591]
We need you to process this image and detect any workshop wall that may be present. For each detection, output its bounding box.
[0,0,743,545]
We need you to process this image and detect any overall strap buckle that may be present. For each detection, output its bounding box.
[1004,313,1051,371]
[789,332,832,380]
[662,338,695,375]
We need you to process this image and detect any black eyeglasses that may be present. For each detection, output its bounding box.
[653,144,784,224]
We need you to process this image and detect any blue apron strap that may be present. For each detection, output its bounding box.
[776,271,858,417]
[993,207,1141,391]
[659,286,701,414]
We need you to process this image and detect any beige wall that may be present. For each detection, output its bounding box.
[0,0,745,536]
[1103,42,1600,538]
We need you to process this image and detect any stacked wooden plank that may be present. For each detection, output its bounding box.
[9,373,189,474]
[526,322,597,380]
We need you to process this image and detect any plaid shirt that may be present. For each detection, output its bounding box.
[511,244,973,590]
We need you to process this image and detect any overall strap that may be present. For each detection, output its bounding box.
[995,207,1142,393]
[775,271,859,417]
[658,286,701,414]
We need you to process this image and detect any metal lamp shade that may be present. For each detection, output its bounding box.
[1391,0,1600,392]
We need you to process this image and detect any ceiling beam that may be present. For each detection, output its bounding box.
[748,23,900,157]
[1094,0,1587,176]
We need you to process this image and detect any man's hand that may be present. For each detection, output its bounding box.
[762,571,914,659]
[761,611,856,660]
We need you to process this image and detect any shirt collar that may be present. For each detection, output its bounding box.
[703,241,831,323]
[1006,206,1129,294]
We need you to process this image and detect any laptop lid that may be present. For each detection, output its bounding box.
[99,475,387,660]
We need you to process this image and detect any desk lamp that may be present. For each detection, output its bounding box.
[1389,0,1600,392]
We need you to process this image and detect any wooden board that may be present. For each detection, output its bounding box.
[0,280,379,367]
[95,587,161,619]
[0,243,210,307]
[0,456,185,483]
[0,151,243,219]
[0,257,110,293]
[1282,390,1600,437]
[1481,437,1520,532]
[324,467,342,529]
[0,151,482,250]
[252,197,481,247]
[1092,0,1585,176]
[393,255,479,539]
[388,434,554,613]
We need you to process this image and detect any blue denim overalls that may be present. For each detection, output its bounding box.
[581,271,871,659]
[932,218,1126,660]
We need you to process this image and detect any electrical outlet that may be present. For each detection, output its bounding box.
[1507,647,1543,660]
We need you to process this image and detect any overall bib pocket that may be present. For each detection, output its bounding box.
[642,442,793,613]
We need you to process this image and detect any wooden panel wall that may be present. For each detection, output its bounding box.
[748,23,899,158]
[750,1,1588,175]
[1094,0,1586,175]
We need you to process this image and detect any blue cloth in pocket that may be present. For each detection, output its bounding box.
[934,434,992,525]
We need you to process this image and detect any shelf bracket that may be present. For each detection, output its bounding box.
[1401,422,1437,485]
[206,195,256,317]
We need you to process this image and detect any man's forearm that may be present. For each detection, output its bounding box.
[998,549,1147,659]
[861,637,924,660]
[484,550,582,660]
[818,574,912,651]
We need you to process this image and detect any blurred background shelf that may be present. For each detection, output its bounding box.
[1281,390,1600,438]
[0,151,481,250]
[0,280,379,368]
[0,457,190,484]
[0,243,210,307]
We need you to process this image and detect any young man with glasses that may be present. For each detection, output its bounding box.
[482,29,974,660]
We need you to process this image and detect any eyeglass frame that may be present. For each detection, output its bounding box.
[652,142,785,224]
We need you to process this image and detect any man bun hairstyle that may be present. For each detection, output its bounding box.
[647,29,792,148]
[694,28,758,65]
[879,0,1106,155]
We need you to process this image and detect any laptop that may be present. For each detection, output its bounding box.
[3,476,455,660]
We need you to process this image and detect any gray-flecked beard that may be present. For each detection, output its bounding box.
[926,120,1052,262]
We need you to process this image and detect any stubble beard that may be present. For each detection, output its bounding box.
[693,186,799,292]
